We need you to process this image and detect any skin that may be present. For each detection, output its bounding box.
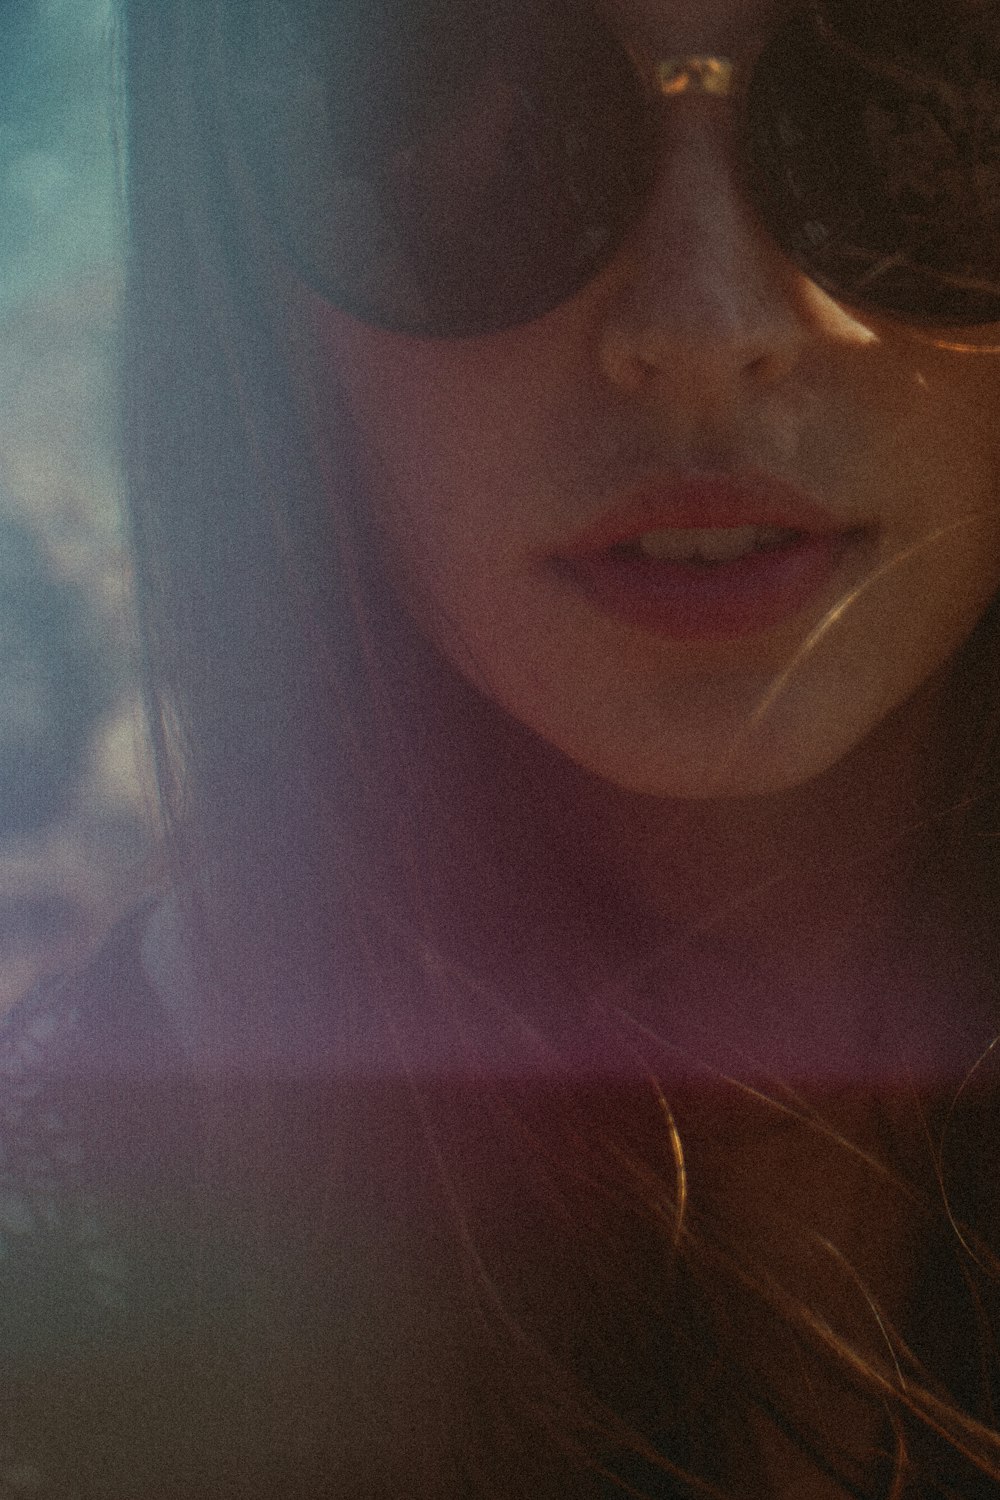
[285,8,1000,1488]
[294,0,1000,1005]
[278,0,1000,1075]
[307,0,1000,809]
[289,0,1000,1049]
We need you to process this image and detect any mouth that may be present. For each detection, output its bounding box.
[547,476,874,642]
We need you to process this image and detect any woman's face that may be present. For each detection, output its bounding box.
[306,0,1000,799]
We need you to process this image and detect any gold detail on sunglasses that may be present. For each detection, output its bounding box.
[657,56,735,98]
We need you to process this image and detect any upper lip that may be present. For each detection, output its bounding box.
[556,473,868,558]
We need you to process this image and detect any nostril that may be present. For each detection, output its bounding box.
[597,283,807,397]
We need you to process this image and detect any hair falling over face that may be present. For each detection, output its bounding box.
[117,0,1000,1494]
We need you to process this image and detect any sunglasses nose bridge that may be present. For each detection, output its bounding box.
[655,56,736,99]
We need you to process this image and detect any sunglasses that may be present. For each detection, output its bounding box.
[223,0,1000,341]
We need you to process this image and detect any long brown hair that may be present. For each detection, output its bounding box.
[119,2,1000,1493]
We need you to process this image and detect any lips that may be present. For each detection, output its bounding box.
[548,476,872,641]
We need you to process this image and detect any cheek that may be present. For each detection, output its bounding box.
[305,293,1000,801]
[322,314,585,587]
[312,282,603,490]
[893,363,1000,607]
[811,362,1000,757]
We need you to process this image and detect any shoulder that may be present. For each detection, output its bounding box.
[0,897,188,1491]
[0,892,190,1076]
[0,893,201,1315]
[0,904,340,1493]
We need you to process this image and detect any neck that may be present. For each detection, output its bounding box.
[605,684,938,934]
[583,661,991,1084]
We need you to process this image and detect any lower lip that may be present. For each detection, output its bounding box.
[550,534,861,641]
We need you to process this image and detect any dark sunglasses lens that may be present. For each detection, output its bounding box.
[230,0,656,337]
[745,2,1000,328]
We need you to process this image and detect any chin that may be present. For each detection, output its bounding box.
[555,708,878,803]
[586,755,839,803]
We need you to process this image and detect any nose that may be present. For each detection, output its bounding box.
[597,107,811,403]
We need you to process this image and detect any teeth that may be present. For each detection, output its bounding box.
[634,525,798,564]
